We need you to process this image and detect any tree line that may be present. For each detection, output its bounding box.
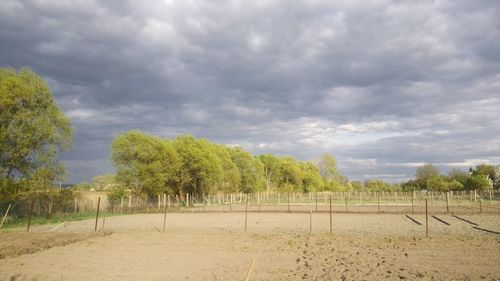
[108,130,348,197]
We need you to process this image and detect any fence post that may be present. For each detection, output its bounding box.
[329,196,332,236]
[425,198,428,238]
[245,196,249,233]
[94,197,101,232]
[309,204,312,235]
[0,203,12,230]
[315,192,318,212]
[446,192,449,213]
[377,192,380,213]
[411,192,414,214]
[27,198,35,232]
[287,193,290,213]
[163,196,167,233]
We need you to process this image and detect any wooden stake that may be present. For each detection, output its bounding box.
[245,196,249,233]
[288,192,290,213]
[49,220,67,232]
[411,192,414,214]
[344,193,348,213]
[315,192,318,212]
[244,258,256,281]
[163,196,167,233]
[0,204,12,230]
[94,197,101,232]
[309,204,312,235]
[378,192,381,213]
[425,198,429,238]
[27,198,35,232]
[329,196,332,235]
[446,192,449,213]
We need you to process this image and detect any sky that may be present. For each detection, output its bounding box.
[1,0,499,184]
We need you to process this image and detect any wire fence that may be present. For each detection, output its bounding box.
[1,190,499,230]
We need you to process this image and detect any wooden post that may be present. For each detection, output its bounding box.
[287,193,290,213]
[245,196,249,233]
[315,192,318,212]
[74,197,77,213]
[27,198,35,232]
[158,195,161,210]
[345,192,348,213]
[329,196,332,236]
[0,203,12,230]
[120,196,124,213]
[128,195,132,213]
[94,197,101,232]
[309,204,312,235]
[163,196,167,233]
[186,193,189,208]
[425,198,428,238]
[168,195,171,209]
[446,192,449,213]
[378,192,381,213]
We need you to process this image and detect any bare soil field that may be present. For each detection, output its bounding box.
[1,213,499,280]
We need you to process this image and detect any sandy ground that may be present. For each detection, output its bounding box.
[0,213,499,280]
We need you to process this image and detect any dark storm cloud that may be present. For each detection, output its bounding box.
[1,0,499,183]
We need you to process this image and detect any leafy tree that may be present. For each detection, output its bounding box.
[472,164,499,189]
[350,181,363,191]
[318,153,344,191]
[174,136,223,197]
[448,168,469,186]
[300,162,323,192]
[279,157,303,192]
[0,67,73,193]
[415,164,440,190]
[211,144,240,193]
[465,174,493,190]
[92,173,116,191]
[112,130,179,196]
[228,146,265,193]
[258,154,283,192]
[446,180,464,191]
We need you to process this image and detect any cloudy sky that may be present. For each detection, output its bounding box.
[1,0,499,183]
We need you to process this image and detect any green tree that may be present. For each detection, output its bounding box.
[258,154,283,192]
[228,146,264,193]
[448,168,469,186]
[318,153,344,191]
[465,174,493,190]
[300,162,323,192]
[0,67,73,194]
[279,157,303,192]
[174,136,223,197]
[350,181,363,191]
[211,144,240,193]
[415,164,440,190]
[112,130,179,196]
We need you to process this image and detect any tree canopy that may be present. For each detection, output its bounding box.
[0,67,73,196]
[110,131,351,196]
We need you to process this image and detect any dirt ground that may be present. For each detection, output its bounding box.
[0,213,499,280]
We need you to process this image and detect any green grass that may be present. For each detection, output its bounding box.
[1,211,114,229]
